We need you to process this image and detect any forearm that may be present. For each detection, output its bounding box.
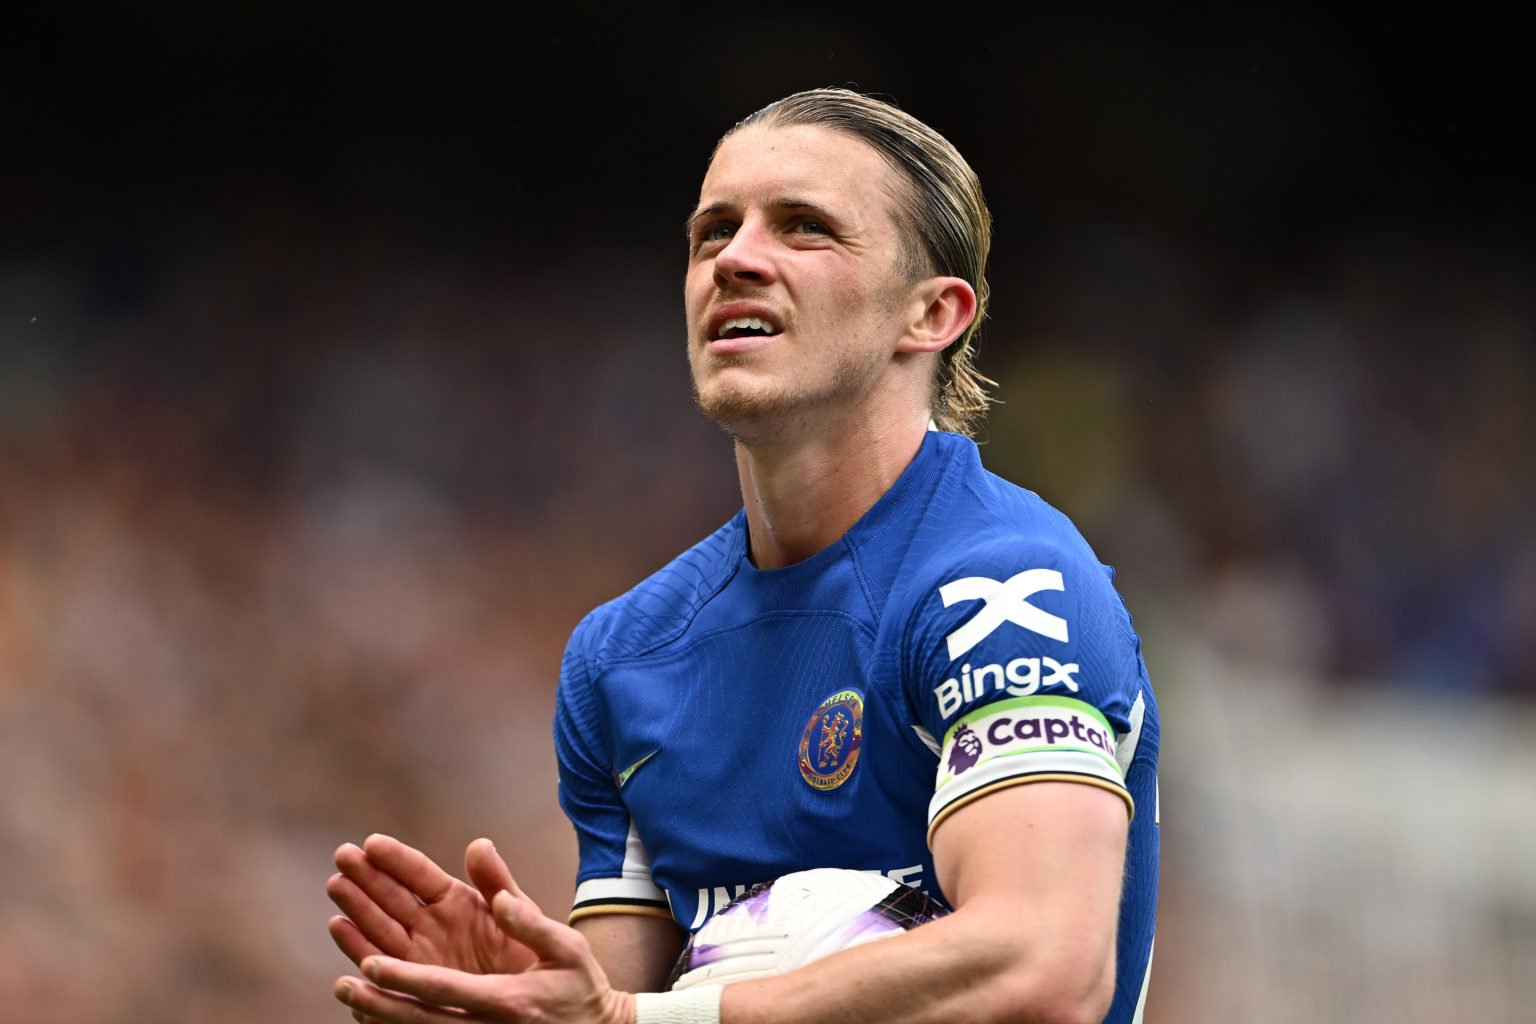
[714,784,1128,1024]
[715,901,1113,1024]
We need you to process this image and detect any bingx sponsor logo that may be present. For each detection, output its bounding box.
[932,655,1081,720]
[939,569,1069,659]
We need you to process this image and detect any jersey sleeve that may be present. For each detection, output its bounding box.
[902,537,1146,842]
[554,616,672,923]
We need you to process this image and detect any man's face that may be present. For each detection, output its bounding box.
[684,123,920,439]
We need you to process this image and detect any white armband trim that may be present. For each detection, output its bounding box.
[634,986,723,1024]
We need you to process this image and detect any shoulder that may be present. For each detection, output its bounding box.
[899,522,1130,685]
[565,511,747,674]
[893,448,1148,729]
[898,440,1121,634]
[910,433,1100,556]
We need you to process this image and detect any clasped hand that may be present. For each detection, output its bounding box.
[328,834,633,1024]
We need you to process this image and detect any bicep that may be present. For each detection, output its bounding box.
[574,911,686,994]
[932,780,1128,1006]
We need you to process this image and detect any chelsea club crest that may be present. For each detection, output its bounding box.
[797,689,864,791]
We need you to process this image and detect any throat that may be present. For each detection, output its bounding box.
[736,424,925,569]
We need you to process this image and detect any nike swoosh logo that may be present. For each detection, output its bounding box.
[616,749,660,788]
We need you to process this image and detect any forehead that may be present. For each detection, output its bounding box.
[697,124,903,224]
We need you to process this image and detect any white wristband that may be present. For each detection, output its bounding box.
[634,986,723,1024]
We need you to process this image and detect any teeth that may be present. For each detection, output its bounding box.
[721,316,773,335]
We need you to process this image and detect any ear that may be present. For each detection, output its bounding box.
[895,276,978,355]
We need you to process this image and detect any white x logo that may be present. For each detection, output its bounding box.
[939,569,1069,660]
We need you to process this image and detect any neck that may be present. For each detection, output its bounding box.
[734,406,932,569]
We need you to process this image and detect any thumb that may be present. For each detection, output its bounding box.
[465,838,517,904]
[492,889,583,966]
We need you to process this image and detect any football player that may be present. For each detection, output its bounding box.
[329,87,1159,1024]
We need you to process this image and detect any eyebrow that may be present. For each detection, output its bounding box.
[685,198,834,239]
[684,202,731,239]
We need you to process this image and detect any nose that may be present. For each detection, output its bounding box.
[713,218,777,288]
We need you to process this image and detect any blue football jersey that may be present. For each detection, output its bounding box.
[554,430,1159,1021]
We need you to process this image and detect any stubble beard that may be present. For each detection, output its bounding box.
[690,343,886,449]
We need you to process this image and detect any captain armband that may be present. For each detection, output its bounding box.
[928,695,1133,840]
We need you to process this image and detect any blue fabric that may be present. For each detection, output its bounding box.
[555,430,1159,1022]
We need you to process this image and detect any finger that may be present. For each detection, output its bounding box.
[362,833,457,906]
[492,889,587,968]
[334,975,463,1024]
[464,838,516,905]
[335,842,426,926]
[357,957,510,1017]
[327,870,412,957]
[328,914,385,967]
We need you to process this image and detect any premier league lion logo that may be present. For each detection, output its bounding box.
[947,723,982,775]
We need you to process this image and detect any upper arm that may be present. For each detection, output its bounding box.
[554,626,672,921]
[903,537,1143,831]
[932,780,1128,1018]
[574,911,685,994]
[898,533,1151,1015]
[557,621,687,994]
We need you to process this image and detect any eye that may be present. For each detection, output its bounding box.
[694,221,736,247]
[793,218,830,235]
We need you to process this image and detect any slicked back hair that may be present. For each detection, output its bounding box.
[723,88,994,436]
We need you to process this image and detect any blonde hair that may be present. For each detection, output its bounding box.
[725,88,995,435]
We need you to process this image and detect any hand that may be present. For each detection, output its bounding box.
[334,886,635,1024]
[328,834,538,976]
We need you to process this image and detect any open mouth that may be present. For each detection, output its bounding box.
[715,316,782,341]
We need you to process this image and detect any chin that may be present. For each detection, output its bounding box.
[690,358,872,443]
[695,383,779,426]
[693,379,804,442]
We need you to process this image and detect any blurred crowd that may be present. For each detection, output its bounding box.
[1,192,1531,1021]
[984,220,1535,697]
